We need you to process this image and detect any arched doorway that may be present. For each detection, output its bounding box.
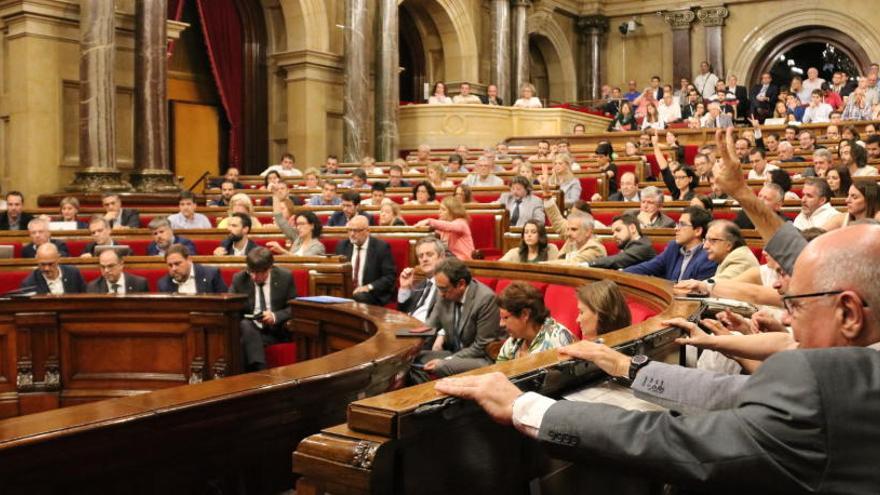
[529,39,549,102]
[747,27,871,87]
[399,7,427,103]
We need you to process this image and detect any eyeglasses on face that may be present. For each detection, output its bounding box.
[781,290,869,314]
[675,221,692,228]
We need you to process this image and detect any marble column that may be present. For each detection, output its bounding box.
[67,0,130,192]
[374,0,399,162]
[697,6,729,79]
[511,0,530,100]
[491,0,512,105]
[130,0,180,193]
[663,9,696,84]
[344,0,370,163]
[576,15,608,102]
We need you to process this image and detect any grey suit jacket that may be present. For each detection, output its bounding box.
[497,192,545,227]
[426,280,501,360]
[630,361,748,415]
[538,348,880,493]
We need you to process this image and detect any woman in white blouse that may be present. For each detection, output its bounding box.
[513,83,542,108]
[427,82,452,104]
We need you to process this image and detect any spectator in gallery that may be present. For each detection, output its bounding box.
[453,82,482,104]
[481,84,503,106]
[427,81,452,104]
[513,83,542,108]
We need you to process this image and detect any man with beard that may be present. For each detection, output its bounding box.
[213,213,258,256]
[585,213,656,270]
[158,244,227,294]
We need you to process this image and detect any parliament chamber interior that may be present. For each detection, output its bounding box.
[0,0,878,493]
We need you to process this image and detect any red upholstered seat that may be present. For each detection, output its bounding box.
[66,240,89,257]
[0,243,23,258]
[712,211,737,221]
[616,163,637,182]
[645,154,661,179]
[192,239,222,255]
[471,193,503,203]
[544,284,580,339]
[474,276,497,289]
[626,297,657,324]
[265,343,297,368]
[578,177,599,201]
[128,268,164,291]
[683,145,699,166]
[653,242,670,254]
[592,211,618,226]
[602,240,620,256]
[494,278,548,295]
[0,270,28,294]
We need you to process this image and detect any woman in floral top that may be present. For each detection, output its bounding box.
[496,281,575,362]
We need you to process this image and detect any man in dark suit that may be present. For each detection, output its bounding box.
[397,236,446,322]
[81,216,123,258]
[749,72,778,122]
[410,257,503,383]
[21,217,69,258]
[479,84,503,105]
[607,172,640,202]
[157,244,227,294]
[334,216,396,305]
[212,213,258,256]
[230,247,297,371]
[208,166,244,189]
[0,191,34,231]
[86,249,149,294]
[588,213,655,270]
[146,217,197,257]
[327,191,373,227]
[20,243,85,294]
[101,193,141,229]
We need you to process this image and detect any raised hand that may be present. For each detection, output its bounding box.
[712,127,748,197]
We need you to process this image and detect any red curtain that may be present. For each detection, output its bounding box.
[194,0,244,168]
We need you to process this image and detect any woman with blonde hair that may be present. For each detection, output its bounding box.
[298,167,320,189]
[540,153,582,209]
[359,156,383,175]
[378,199,407,226]
[575,280,632,340]
[414,196,474,260]
[217,193,262,229]
[513,83,542,108]
[426,162,454,188]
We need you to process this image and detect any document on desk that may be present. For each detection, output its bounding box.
[563,379,667,412]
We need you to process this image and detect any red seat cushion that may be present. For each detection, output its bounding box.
[544,284,581,340]
[626,297,657,324]
[494,278,548,296]
[683,145,699,166]
[0,270,29,294]
[712,211,737,221]
[592,211,618,226]
[474,277,497,290]
[602,240,620,256]
[265,343,297,368]
[578,176,599,201]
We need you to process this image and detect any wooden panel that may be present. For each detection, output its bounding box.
[172,101,220,189]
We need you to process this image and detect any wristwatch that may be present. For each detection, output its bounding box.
[628,354,651,381]
[704,278,716,296]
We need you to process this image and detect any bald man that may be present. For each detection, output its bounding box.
[701,220,759,280]
[20,243,85,294]
[334,216,396,305]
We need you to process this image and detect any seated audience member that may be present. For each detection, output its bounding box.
[378,200,406,226]
[158,244,227,294]
[217,193,262,229]
[512,83,542,108]
[58,196,88,229]
[529,140,551,162]
[0,191,33,231]
[167,191,211,230]
[81,216,118,257]
[799,148,833,178]
[415,196,475,260]
[793,178,838,230]
[823,179,880,230]
[734,184,790,230]
[826,166,852,198]
[454,184,474,203]
[846,139,879,177]
[540,154,582,209]
[700,101,733,128]
[544,211,606,265]
[320,155,339,175]
[298,167,320,190]
[640,101,664,130]
[445,154,467,174]
[498,176,545,227]
[341,169,370,190]
[328,191,373,227]
[386,161,413,187]
[495,281,575,362]
[574,280,632,340]
[147,217,197,257]
[608,172,640,202]
[592,142,618,194]
[746,148,778,180]
[452,82,481,104]
[427,81,452,104]
[101,193,140,229]
[210,167,243,189]
[22,217,69,258]
[701,220,760,280]
[307,180,342,206]
[587,213,656,269]
[462,156,504,187]
[691,194,715,211]
[260,152,302,177]
[21,243,85,294]
[481,83,503,106]
[775,141,804,163]
[801,89,833,123]
[797,130,819,154]
[86,249,149,294]
[230,247,297,371]
[608,101,637,131]
[360,182,386,207]
[397,236,446,322]
[865,134,880,160]
[267,209,325,257]
[495,142,512,162]
[335,216,396,305]
[262,170,282,191]
[625,206,717,281]
[426,162,454,189]
[408,181,439,206]
[634,186,676,229]
[515,159,538,184]
[209,180,237,207]
[213,213,258,256]
[766,168,800,201]
[653,133,696,201]
[657,91,682,124]
[410,258,502,382]
[500,220,559,263]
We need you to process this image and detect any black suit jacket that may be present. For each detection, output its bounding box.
[335,236,396,305]
[479,95,503,106]
[218,238,258,256]
[21,265,86,294]
[749,83,778,115]
[21,239,70,258]
[607,191,640,202]
[229,266,297,326]
[157,263,227,294]
[398,278,437,318]
[0,212,34,231]
[109,208,141,229]
[728,84,749,118]
[86,273,150,293]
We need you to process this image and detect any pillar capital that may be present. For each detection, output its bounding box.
[663,9,696,31]
[697,6,729,27]
[577,14,609,34]
[510,0,531,8]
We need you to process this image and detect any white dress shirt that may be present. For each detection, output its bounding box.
[44,273,65,295]
[793,202,839,230]
[351,240,369,287]
[107,274,127,294]
[396,277,436,323]
[173,265,198,295]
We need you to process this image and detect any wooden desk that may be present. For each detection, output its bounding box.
[0,294,246,417]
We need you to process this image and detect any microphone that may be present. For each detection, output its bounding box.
[2,285,37,298]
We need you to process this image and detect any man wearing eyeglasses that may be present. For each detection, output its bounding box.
[625,206,717,282]
[701,220,759,280]
[634,186,676,229]
[86,249,148,294]
[20,243,85,294]
[334,216,396,305]
[230,247,297,371]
